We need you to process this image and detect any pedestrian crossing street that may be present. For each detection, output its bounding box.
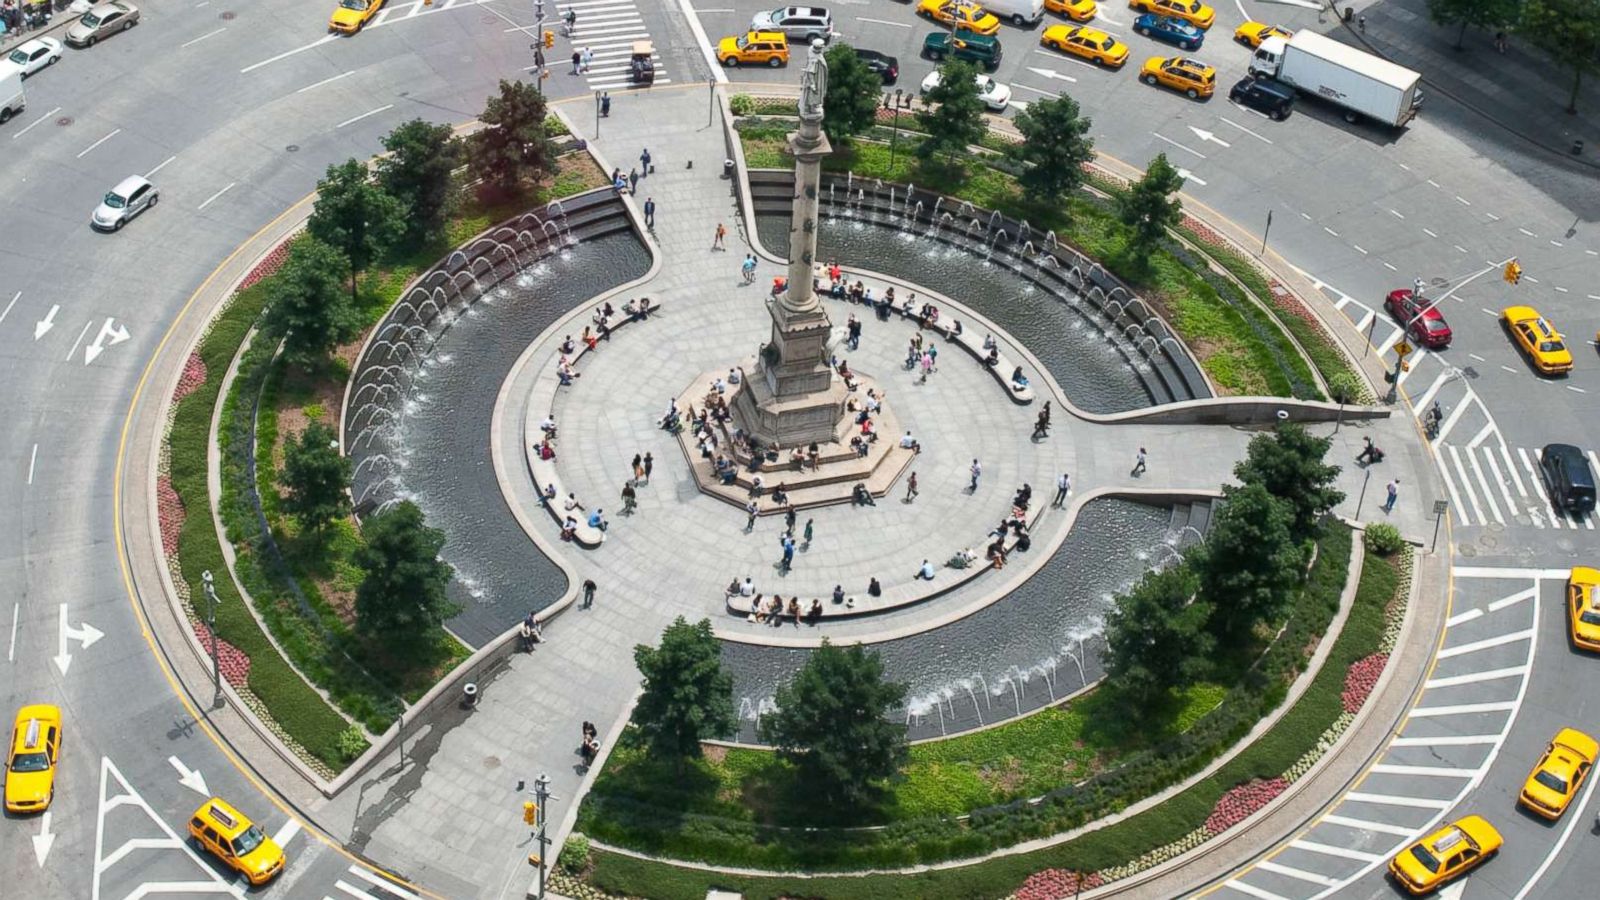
[556,0,671,90]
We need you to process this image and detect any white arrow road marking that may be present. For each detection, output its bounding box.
[1025,66,1078,83]
[1152,131,1206,159]
[33,811,56,867]
[1174,167,1207,186]
[1438,877,1469,900]
[54,603,104,674]
[84,318,130,365]
[34,304,58,340]
[94,757,244,900]
[1187,125,1231,147]
[168,755,210,797]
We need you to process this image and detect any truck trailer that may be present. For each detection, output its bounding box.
[1249,31,1422,128]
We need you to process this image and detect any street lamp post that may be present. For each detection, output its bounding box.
[200,570,222,708]
[888,89,911,170]
[594,90,602,137]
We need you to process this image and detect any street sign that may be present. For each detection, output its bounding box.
[1433,500,1450,516]
[1393,340,1413,357]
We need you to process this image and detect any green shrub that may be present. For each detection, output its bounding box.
[559,832,592,874]
[335,725,370,763]
[1327,372,1363,404]
[1364,522,1404,556]
[729,94,755,116]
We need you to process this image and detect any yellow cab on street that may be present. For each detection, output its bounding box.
[1233,20,1291,47]
[1388,816,1502,895]
[1127,0,1213,29]
[1502,305,1573,374]
[917,0,1003,36]
[5,704,62,813]
[1044,0,1097,21]
[188,797,288,885]
[1568,566,1600,651]
[329,0,385,34]
[1140,55,1215,98]
[1040,25,1129,68]
[718,31,790,67]
[1518,727,1598,820]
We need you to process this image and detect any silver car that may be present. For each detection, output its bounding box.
[66,1,141,48]
[749,6,833,42]
[92,175,158,231]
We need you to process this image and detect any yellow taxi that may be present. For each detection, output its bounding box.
[328,0,385,34]
[1388,816,1502,895]
[1502,305,1573,374]
[717,31,790,67]
[917,0,1002,36]
[1234,20,1292,47]
[1127,0,1214,29]
[1045,0,1098,21]
[1568,566,1600,651]
[1519,728,1598,820]
[1040,25,1129,68]
[188,797,287,885]
[1140,55,1215,98]
[5,705,62,813]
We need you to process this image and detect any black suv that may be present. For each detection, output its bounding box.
[1228,75,1294,121]
[1541,443,1597,515]
[855,47,900,85]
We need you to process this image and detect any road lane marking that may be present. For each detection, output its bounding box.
[28,443,38,485]
[1485,212,1500,221]
[7,602,16,661]
[1434,630,1533,659]
[1454,195,1470,206]
[1383,261,1398,271]
[12,106,61,140]
[1352,244,1367,255]
[297,70,356,93]
[181,26,227,47]
[1343,792,1451,809]
[337,104,395,128]
[271,818,302,847]
[197,182,236,211]
[146,155,177,178]
[1320,814,1418,837]
[241,34,339,74]
[66,320,92,362]
[1445,607,1481,627]
[1387,208,1405,218]
[1369,763,1480,777]
[1426,178,1440,187]
[1256,860,1338,886]
[0,291,18,327]
[1218,115,1272,144]
[1151,132,1205,158]
[1424,665,1527,688]
[1447,445,1485,524]
[1289,839,1385,862]
[1323,226,1339,237]
[855,16,909,26]
[76,128,122,159]
[1454,244,1468,253]
[1512,735,1600,900]
[1224,880,1289,900]
[1390,734,1499,747]
[1422,227,1437,237]
[1517,227,1535,236]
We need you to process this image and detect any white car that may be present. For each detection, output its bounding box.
[919,70,1012,111]
[92,175,159,231]
[4,38,64,79]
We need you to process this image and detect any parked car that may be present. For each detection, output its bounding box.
[1518,728,1597,820]
[1384,288,1452,348]
[3,38,64,79]
[1502,305,1573,374]
[66,1,140,48]
[923,28,1003,70]
[1040,24,1128,68]
[920,69,1012,110]
[1140,55,1215,98]
[91,175,158,231]
[1228,75,1294,120]
[1540,443,1597,515]
[750,6,834,42]
[1127,0,1212,29]
[854,47,900,84]
[1133,14,1203,50]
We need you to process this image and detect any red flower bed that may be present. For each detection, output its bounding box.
[1205,778,1288,835]
[237,240,293,292]
[1181,214,1225,249]
[192,622,251,687]
[1016,868,1103,900]
[1342,652,1389,713]
[157,476,184,557]
[173,352,208,404]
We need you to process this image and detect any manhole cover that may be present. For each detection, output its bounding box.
[483,755,502,769]
[286,144,299,152]
[56,115,73,127]
[220,10,236,19]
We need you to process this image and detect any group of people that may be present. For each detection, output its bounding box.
[554,299,653,387]
[0,0,49,35]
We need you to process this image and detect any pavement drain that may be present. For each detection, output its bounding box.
[55,116,73,127]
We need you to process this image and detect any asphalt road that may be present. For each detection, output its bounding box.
[3,0,1599,898]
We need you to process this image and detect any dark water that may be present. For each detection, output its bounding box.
[758,214,1154,414]
[350,235,650,647]
[723,499,1176,742]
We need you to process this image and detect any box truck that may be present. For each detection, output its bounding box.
[1249,31,1421,127]
[1,67,25,124]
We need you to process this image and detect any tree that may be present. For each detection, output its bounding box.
[308,158,405,303]
[279,422,352,534]
[1233,423,1345,540]
[1425,0,1521,49]
[378,118,465,249]
[1117,152,1185,257]
[1103,564,1213,710]
[1008,94,1095,210]
[821,43,883,145]
[758,639,908,808]
[354,501,456,658]
[266,236,361,368]
[632,617,737,765]
[1520,0,1600,113]
[1194,483,1304,641]
[466,79,554,198]
[914,60,987,165]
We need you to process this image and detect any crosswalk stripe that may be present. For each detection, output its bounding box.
[1414,368,1450,414]
[270,818,302,848]
[1344,791,1452,809]
[1370,762,1479,777]
[335,882,377,900]
[1398,347,1428,384]
[1467,447,1505,524]
[1520,446,1560,528]
[1447,445,1486,524]
[1390,734,1500,747]
[1487,586,1537,611]
[1466,420,1495,449]
[1320,814,1420,837]
[1290,839,1386,862]
[587,74,673,87]
[1257,860,1339,886]
[1225,879,1291,900]
[1435,629,1533,659]
[1435,395,1472,443]
[1436,444,1469,527]
[1424,665,1527,688]
[348,866,424,900]
[1445,607,1481,627]
[1498,444,1527,497]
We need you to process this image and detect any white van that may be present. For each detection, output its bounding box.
[0,68,24,124]
[980,0,1044,26]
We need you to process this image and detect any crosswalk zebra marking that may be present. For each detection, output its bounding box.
[1467,448,1505,524]
[1448,445,1487,525]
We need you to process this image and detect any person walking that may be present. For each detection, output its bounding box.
[639,147,652,174]
[628,167,639,194]
[643,197,655,229]
[1131,447,1147,477]
[802,518,814,548]
[780,535,796,572]
[643,451,654,483]
[621,481,637,514]
[571,49,581,75]
[1053,472,1071,508]
[784,505,797,536]
[713,223,727,251]
[969,459,982,492]
[745,499,759,531]
[631,452,644,484]
[905,471,919,502]
[600,92,611,117]
[581,578,597,609]
[1384,478,1400,513]
[581,46,594,72]
[741,254,757,284]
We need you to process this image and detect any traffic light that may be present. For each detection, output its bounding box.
[1503,259,1522,285]
[523,801,538,826]
[543,30,555,48]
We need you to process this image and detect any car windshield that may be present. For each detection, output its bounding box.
[81,11,102,26]
[340,0,369,9]
[233,824,266,856]
[1539,339,1566,353]
[1407,845,1441,873]
[1534,769,1569,793]
[10,751,50,772]
[735,35,750,48]
[1580,609,1600,625]
[1098,38,1113,49]
[8,49,28,64]
[103,192,128,209]
[1424,319,1448,333]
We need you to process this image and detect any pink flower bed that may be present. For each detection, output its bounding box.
[157,476,184,557]
[237,240,293,292]
[1016,868,1103,900]
[1181,214,1225,249]
[1342,652,1389,713]
[192,622,252,687]
[173,352,208,404]
[1205,778,1288,835]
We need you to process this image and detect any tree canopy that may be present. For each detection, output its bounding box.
[1102,563,1213,710]
[1519,0,1600,113]
[821,43,883,145]
[915,60,987,164]
[308,158,405,284]
[633,617,737,763]
[1195,483,1304,641]
[354,500,456,659]
[378,118,465,249]
[266,236,361,368]
[1425,0,1521,48]
[1008,94,1095,210]
[1117,152,1185,257]
[1233,423,1345,539]
[279,421,352,534]
[467,79,554,197]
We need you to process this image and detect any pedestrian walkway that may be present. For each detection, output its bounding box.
[557,0,672,90]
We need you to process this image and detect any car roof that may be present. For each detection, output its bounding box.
[1544,443,1590,468]
[1072,26,1111,39]
[195,798,254,837]
[111,175,152,195]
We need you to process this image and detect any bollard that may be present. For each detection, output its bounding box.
[1574,140,1584,155]
[1343,7,1352,22]
[723,158,735,179]
[463,682,479,708]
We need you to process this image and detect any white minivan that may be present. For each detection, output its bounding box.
[979,0,1044,26]
[0,68,24,124]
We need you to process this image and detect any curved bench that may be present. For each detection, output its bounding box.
[523,300,666,548]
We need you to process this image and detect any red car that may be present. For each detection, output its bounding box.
[1385,289,1452,349]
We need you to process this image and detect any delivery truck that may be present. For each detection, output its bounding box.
[1,67,25,124]
[1249,31,1422,128]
